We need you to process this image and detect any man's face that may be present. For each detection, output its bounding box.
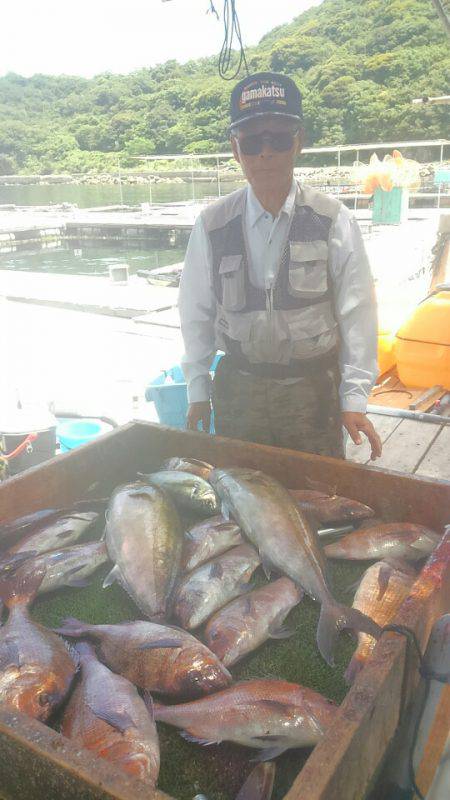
[231,115,302,192]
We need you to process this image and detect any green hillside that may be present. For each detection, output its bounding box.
[0,0,448,174]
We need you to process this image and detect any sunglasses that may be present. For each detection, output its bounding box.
[236,129,299,156]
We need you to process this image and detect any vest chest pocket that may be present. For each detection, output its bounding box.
[219,254,246,311]
[288,240,329,299]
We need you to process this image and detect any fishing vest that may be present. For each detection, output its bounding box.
[201,182,342,366]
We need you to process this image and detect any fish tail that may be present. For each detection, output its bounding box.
[152,702,170,722]
[317,599,380,667]
[53,616,93,638]
[0,565,46,608]
[344,652,366,685]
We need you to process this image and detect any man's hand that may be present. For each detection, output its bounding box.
[187,401,211,432]
[342,411,382,460]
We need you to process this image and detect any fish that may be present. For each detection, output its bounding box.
[61,641,160,786]
[173,544,261,630]
[161,457,214,481]
[0,512,99,574]
[54,617,232,698]
[154,679,338,760]
[344,562,416,684]
[103,483,182,619]
[0,500,106,541]
[138,470,219,517]
[324,523,441,562]
[209,468,381,666]
[27,540,109,595]
[0,568,77,721]
[288,489,375,524]
[235,763,276,800]
[204,578,303,667]
[182,516,243,572]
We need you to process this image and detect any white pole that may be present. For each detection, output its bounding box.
[191,157,195,201]
[217,156,221,197]
[117,155,123,206]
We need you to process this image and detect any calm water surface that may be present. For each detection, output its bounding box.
[0,180,243,208]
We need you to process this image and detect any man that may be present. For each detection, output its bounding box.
[179,72,382,460]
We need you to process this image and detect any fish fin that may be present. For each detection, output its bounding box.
[377,562,395,600]
[209,562,223,579]
[261,557,273,580]
[53,617,91,638]
[251,744,289,762]
[235,762,276,800]
[102,564,122,589]
[268,623,295,640]
[180,732,218,746]
[138,638,183,650]
[221,502,230,521]
[317,600,381,667]
[0,565,46,608]
[142,691,155,720]
[87,704,136,734]
[67,578,91,588]
[243,596,253,616]
[305,476,337,497]
[344,653,366,685]
[215,522,239,533]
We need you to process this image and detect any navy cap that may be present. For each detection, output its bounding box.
[230,72,303,130]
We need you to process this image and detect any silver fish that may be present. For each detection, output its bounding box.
[103,483,182,619]
[154,679,338,760]
[61,641,160,786]
[205,577,303,667]
[0,512,99,572]
[324,523,441,562]
[182,516,243,572]
[173,544,261,630]
[209,468,380,666]
[138,470,219,517]
[30,541,109,595]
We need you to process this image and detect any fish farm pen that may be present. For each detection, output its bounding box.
[1,421,449,800]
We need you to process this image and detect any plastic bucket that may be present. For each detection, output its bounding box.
[145,354,222,431]
[57,419,114,452]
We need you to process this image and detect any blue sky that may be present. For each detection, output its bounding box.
[0,0,322,78]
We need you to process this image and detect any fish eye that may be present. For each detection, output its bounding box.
[38,693,49,706]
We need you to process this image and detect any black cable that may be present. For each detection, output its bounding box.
[216,0,249,81]
[381,624,450,800]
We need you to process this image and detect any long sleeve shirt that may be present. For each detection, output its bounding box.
[178,180,378,412]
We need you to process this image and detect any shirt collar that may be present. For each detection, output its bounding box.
[246,179,298,228]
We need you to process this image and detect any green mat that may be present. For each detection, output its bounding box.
[30,516,370,800]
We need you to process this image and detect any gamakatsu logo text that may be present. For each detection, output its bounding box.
[241,84,286,104]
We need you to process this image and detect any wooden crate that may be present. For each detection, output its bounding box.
[1,421,450,800]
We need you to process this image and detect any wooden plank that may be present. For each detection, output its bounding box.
[414,685,450,798]
[345,413,402,464]
[370,418,442,474]
[415,425,450,481]
[0,706,167,800]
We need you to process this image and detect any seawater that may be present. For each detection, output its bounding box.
[0,240,187,276]
[0,179,243,208]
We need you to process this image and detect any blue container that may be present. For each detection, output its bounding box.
[57,419,113,452]
[145,354,222,431]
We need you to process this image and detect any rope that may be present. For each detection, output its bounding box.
[210,0,249,80]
